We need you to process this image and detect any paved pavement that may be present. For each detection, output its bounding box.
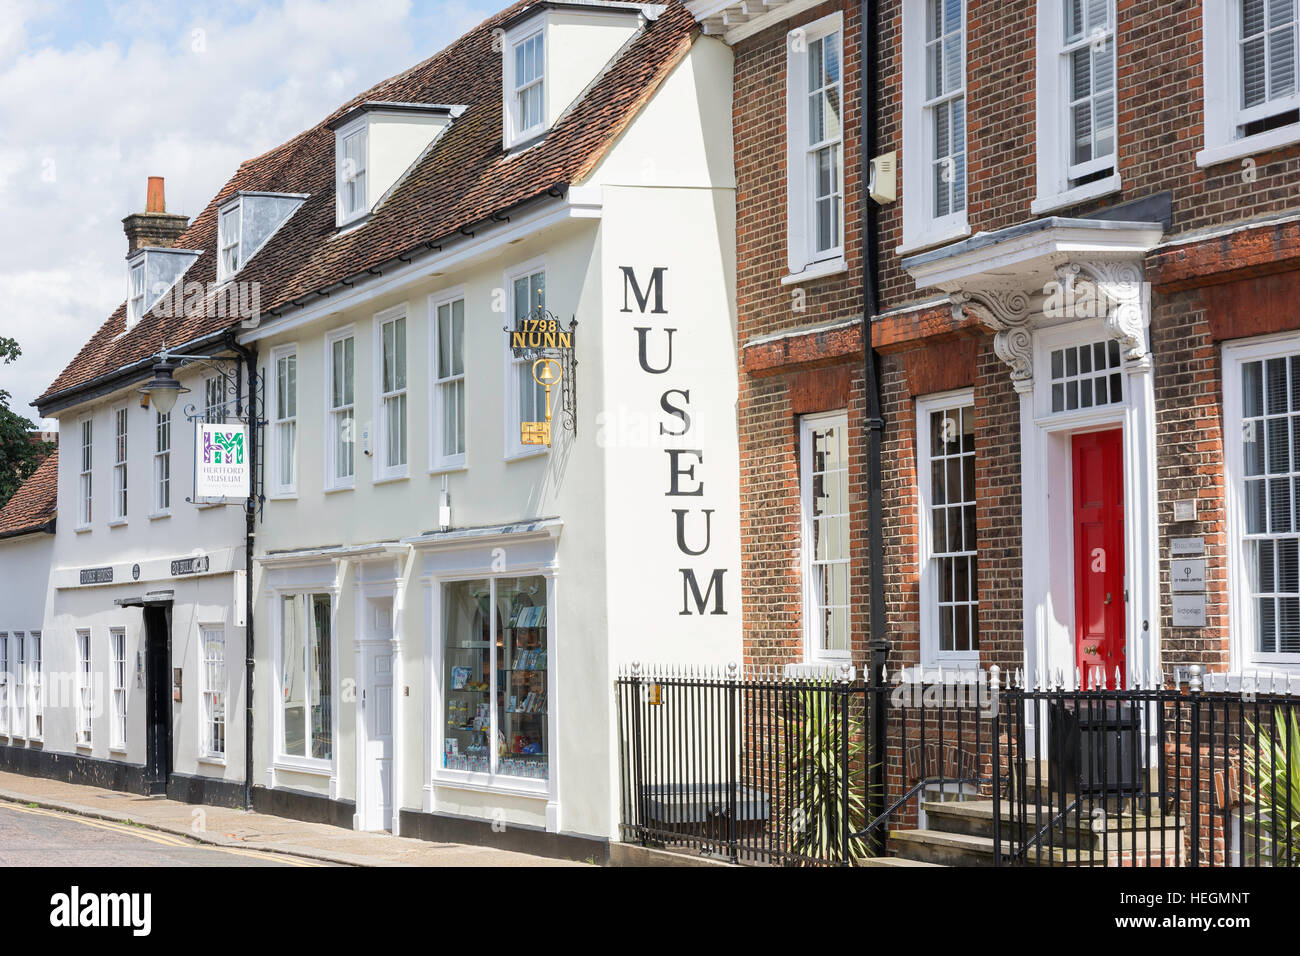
[0,771,588,867]
[0,801,333,867]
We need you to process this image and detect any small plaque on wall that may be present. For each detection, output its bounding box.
[1172,593,1207,628]
[1171,559,1206,591]
[172,667,183,702]
[1171,537,1204,556]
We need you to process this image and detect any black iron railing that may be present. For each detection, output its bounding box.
[616,663,1300,867]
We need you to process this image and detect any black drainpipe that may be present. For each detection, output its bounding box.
[225,331,259,811]
[860,0,889,853]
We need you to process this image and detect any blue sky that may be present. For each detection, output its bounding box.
[0,0,501,425]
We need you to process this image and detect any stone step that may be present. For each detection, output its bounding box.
[922,798,1182,851]
[861,854,945,867]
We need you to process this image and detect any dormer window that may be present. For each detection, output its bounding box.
[499,2,659,150]
[127,259,146,329]
[511,31,545,140]
[329,103,459,229]
[215,191,308,282]
[338,123,368,225]
[219,205,241,280]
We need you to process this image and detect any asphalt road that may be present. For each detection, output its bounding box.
[0,801,334,867]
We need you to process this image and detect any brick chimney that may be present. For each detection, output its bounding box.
[122,176,189,255]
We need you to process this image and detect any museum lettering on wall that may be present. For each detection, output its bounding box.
[620,265,728,617]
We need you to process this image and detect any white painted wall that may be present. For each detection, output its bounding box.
[0,530,54,745]
[246,32,736,843]
[33,366,247,784]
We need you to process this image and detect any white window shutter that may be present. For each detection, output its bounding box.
[786,43,808,274]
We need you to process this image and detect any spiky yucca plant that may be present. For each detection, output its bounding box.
[785,689,872,865]
[1243,709,1300,866]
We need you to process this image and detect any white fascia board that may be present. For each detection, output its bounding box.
[239,192,598,345]
[402,518,563,550]
[724,0,821,44]
[904,221,1165,290]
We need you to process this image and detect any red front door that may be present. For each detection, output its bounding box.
[1072,429,1126,689]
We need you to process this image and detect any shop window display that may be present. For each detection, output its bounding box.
[442,575,548,780]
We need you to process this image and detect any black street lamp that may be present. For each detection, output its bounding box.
[138,355,190,416]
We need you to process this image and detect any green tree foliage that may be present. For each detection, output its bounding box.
[0,337,55,508]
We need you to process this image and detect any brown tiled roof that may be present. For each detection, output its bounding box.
[0,450,57,539]
[37,1,698,410]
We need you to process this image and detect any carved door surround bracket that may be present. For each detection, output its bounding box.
[949,257,1150,393]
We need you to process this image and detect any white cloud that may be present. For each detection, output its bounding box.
[0,0,498,425]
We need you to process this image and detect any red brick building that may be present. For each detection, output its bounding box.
[691,0,1300,691]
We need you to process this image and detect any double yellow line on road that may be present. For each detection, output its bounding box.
[0,801,326,866]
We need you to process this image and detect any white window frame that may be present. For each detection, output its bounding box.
[78,416,93,529]
[127,258,146,330]
[273,591,336,773]
[503,24,547,148]
[504,260,550,461]
[0,634,8,737]
[900,0,971,253]
[152,409,171,517]
[110,628,126,751]
[335,118,369,227]
[785,13,847,281]
[111,405,128,523]
[430,288,468,472]
[11,633,23,739]
[917,389,980,668]
[204,375,224,423]
[200,626,227,760]
[431,565,558,799]
[800,411,851,662]
[270,344,298,497]
[374,306,409,481]
[325,325,357,491]
[1224,334,1300,671]
[76,629,92,747]
[218,200,242,282]
[1200,0,1300,167]
[1033,0,1122,213]
[28,632,41,740]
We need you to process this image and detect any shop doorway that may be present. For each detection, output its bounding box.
[1071,429,1126,688]
[143,604,173,795]
[358,598,394,831]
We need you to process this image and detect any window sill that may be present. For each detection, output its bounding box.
[896,221,972,257]
[267,492,298,501]
[1030,172,1122,215]
[109,746,128,756]
[148,510,171,521]
[197,755,227,768]
[781,256,848,286]
[372,472,409,486]
[76,743,93,753]
[504,447,548,463]
[433,769,550,798]
[1197,124,1300,168]
[74,525,92,535]
[108,519,128,528]
[429,462,468,476]
[323,482,355,495]
[273,757,332,777]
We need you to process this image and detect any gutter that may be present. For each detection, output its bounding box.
[0,516,56,542]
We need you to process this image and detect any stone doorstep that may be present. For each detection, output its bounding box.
[923,798,1182,832]
[0,789,375,867]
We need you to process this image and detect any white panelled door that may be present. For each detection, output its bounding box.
[360,641,394,832]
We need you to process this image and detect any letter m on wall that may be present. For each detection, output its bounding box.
[620,266,667,314]
[680,568,727,615]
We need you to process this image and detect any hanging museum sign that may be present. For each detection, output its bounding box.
[505,309,577,446]
[195,422,249,499]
